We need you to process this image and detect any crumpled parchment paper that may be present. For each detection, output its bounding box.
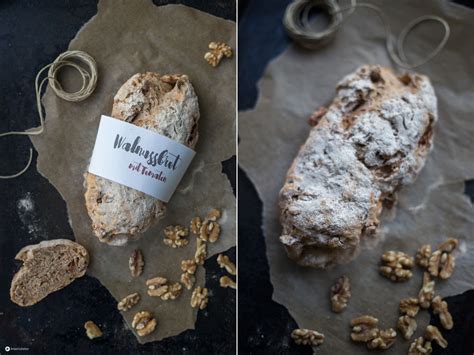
[239,0,474,353]
[29,0,235,344]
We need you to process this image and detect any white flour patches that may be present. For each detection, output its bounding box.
[17,193,43,240]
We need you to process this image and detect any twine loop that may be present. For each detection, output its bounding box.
[0,50,98,179]
[283,0,450,68]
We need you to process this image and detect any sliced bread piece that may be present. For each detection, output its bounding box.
[10,239,89,306]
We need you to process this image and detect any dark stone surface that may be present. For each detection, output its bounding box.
[0,1,235,354]
[238,0,474,354]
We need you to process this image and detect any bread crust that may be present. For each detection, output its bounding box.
[279,65,437,268]
[10,239,89,306]
[84,72,200,245]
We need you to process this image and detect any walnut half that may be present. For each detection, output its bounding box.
[418,272,435,309]
[191,286,209,310]
[367,328,397,350]
[399,297,420,317]
[217,254,236,275]
[220,275,236,289]
[129,249,144,277]
[163,225,189,248]
[431,296,453,330]
[425,325,448,349]
[146,277,182,300]
[132,311,157,337]
[379,251,414,282]
[117,292,140,311]
[408,337,433,355]
[204,42,233,67]
[330,275,351,313]
[350,315,379,342]
[291,328,325,346]
[84,321,103,339]
[397,315,417,340]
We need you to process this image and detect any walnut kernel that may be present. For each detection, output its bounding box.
[146,277,168,297]
[190,217,202,235]
[163,225,189,248]
[397,315,417,340]
[195,238,207,265]
[408,337,432,355]
[330,275,351,313]
[418,272,435,309]
[117,292,140,311]
[350,315,379,342]
[84,321,103,339]
[199,220,221,243]
[181,259,197,274]
[425,325,447,349]
[191,286,209,310]
[367,328,397,350]
[416,244,432,268]
[129,249,144,277]
[217,254,236,275]
[132,311,157,337]
[181,272,196,290]
[204,42,232,67]
[379,251,414,282]
[399,297,420,317]
[431,296,453,330]
[291,328,325,346]
[220,275,236,289]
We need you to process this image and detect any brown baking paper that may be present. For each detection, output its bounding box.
[239,0,474,353]
[29,0,235,344]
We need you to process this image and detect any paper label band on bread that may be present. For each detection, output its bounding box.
[88,115,195,202]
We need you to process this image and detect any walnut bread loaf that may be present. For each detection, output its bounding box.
[279,65,437,268]
[10,239,89,307]
[84,72,200,246]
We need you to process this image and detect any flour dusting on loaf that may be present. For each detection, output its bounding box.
[279,65,437,268]
[84,72,199,245]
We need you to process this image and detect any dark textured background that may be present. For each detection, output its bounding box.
[238,0,474,354]
[0,1,236,354]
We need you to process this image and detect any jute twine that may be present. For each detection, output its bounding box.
[283,0,450,68]
[0,50,98,179]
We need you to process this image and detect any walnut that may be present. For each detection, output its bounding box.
[146,277,182,300]
[291,328,325,346]
[220,275,236,289]
[129,249,144,277]
[204,42,232,67]
[84,321,103,339]
[367,328,397,350]
[163,225,189,248]
[195,238,207,265]
[397,315,417,340]
[217,254,236,275]
[191,286,209,310]
[199,220,221,243]
[132,311,157,337]
[399,297,420,317]
[415,244,432,268]
[418,272,435,309]
[350,315,379,342]
[190,217,202,235]
[117,292,140,311]
[162,282,182,300]
[431,296,453,330]
[379,251,414,282]
[330,275,351,313]
[206,208,221,220]
[427,238,458,279]
[181,259,197,274]
[408,337,433,355]
[438,237,458,253]
[425,325,447,349]
[181,272,196,290]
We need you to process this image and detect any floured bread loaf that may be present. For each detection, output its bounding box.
[10,239,89,306]
[279,65,437,268]
[84,73,199,245]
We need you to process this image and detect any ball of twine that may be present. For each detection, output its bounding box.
[283,0,450,68]
[0,50,98,179]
